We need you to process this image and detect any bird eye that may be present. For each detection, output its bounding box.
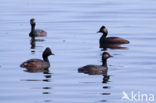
[105,54,109,57]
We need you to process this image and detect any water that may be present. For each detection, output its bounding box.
[0,0,156,103]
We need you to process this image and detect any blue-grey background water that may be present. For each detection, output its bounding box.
[0,0,156,103]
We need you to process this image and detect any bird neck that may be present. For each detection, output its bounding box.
[102,32,107,37]
[100,34,107,48]
[42,55,49,63]
[31,24,35,34]
[102,59,107,67]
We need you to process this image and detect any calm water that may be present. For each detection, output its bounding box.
[0,0,156,103]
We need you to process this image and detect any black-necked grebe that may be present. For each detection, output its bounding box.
[78,52,112,75]
[20,47,54,70]
[97,26,129,48]
[29,18,47,37]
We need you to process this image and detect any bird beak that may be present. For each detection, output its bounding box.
[97,31,100,33]
[110,55,113,57]
[51,53,55,55]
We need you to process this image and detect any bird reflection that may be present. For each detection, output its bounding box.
[22,67,52,98]
[23,66,52,82]
[42,70,52,95]
[100,44,128,50]
[30,37,36,49]
[99,74,111,103]
[24,67,49,73]
[102,72,110,84]
[23,67,51,79]
[30,37,45,53]
[44,100,52,103]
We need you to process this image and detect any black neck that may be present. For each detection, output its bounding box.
[102,59,107,67]
[100,34,107,48]
[102,32,107,37]
[100,33,107,41]
[43,55,49,63]
[31,24,35,33]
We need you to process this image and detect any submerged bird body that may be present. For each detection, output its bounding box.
[20,47,54,70]
[98,26,129,48]
[29,18,47,37]
[78,52,112,75]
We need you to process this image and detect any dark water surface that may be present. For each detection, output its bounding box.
[0,0,156,103]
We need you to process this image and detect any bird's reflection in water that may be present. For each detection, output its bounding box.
[23,67,52,82]
[30,37,45,53]
[101,74,111,101]
[30,37,36,49]
[24,67,48,73]
[42,69,51,98]
[42,69,52,103]
[44,100,52,103]
[22,67,52,102]
[102,72,110,84]
[100,44,128,51]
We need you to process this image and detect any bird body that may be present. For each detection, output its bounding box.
[32,29,47,37]
[20,47,54,71]
[78,65,107,75]
[100,37,129,44]
[20,59,50,69]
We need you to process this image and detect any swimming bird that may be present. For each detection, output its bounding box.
[78,52,112,75]
[29,18,47,37]
[20,47,54,71]
[97,26,129,48]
